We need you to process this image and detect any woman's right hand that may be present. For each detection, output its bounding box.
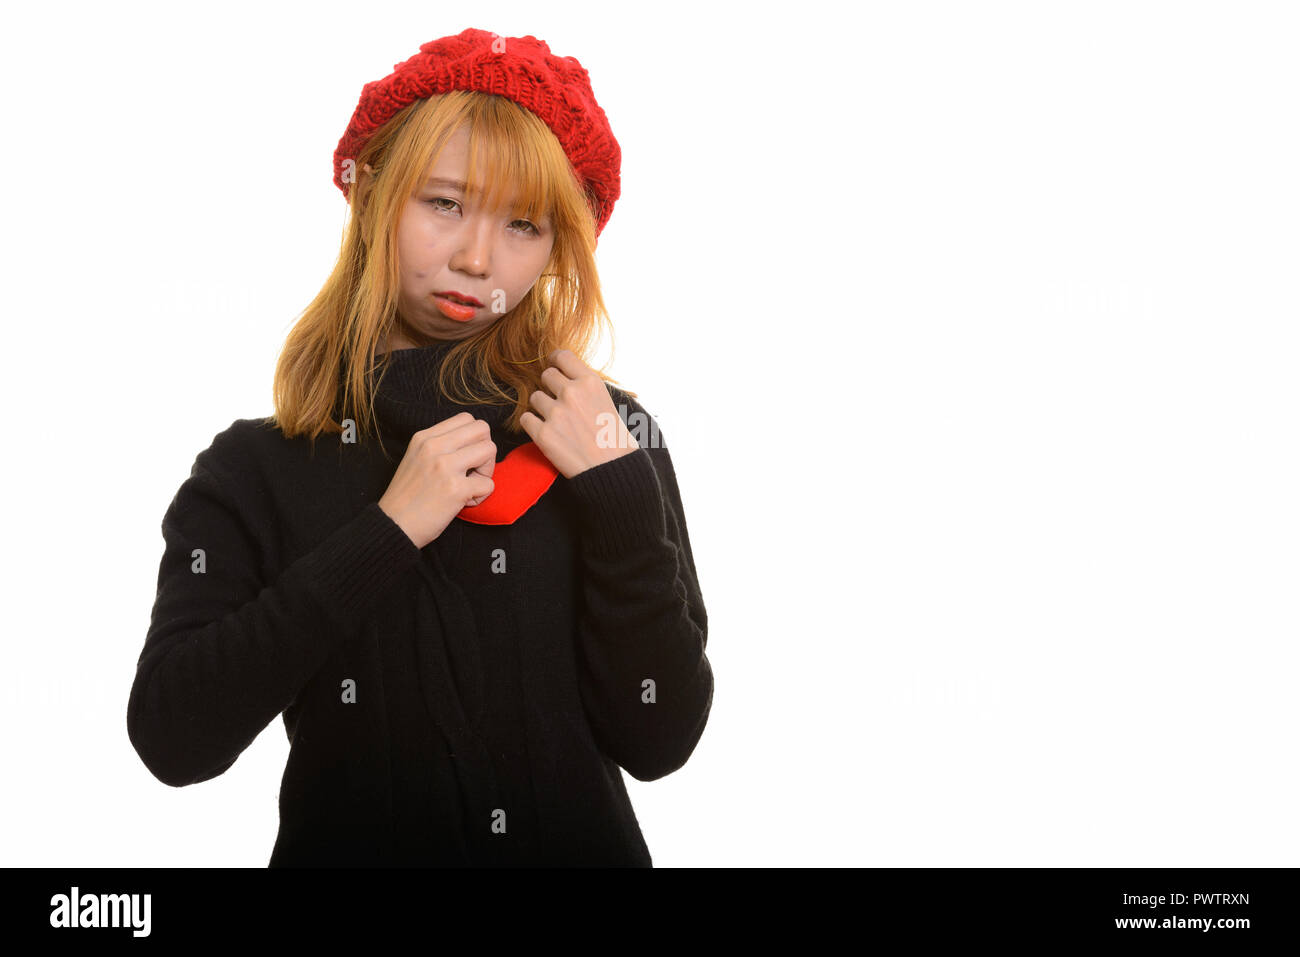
[378,412,496,549]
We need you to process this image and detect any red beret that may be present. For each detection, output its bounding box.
[333,28,622,236]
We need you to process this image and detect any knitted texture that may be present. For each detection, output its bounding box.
[333,27,622,236]
[130,342,714,866]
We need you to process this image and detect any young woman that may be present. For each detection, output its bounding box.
[127,28,713,867]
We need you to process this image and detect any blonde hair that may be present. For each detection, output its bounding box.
[268,89,633,458]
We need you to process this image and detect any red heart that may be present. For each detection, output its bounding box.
[456,440,559,525]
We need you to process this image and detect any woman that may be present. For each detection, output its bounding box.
[127,28,713,867]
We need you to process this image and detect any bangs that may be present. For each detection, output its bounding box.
[459,94,571,225]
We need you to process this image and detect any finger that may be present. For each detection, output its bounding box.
[465,473,495,506]
[431,417,493,451]
[539,365,567,396]
[419,411,477,440]
[519,410,539,440]
[546,348,590,379]
[528,388,557,419]
[449,438,497,475]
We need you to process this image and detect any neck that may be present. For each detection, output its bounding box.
[347,339,525,450]
[378,314,472,355]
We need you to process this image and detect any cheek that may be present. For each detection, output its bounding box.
[531,242,555,280]
[520,255,550,293]
[399,208,444,249]
[394,219,418,263]
[398,227,444,277]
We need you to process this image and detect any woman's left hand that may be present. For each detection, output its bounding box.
[521,349,638,479]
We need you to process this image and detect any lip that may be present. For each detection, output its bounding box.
[434,290,483,307]
[433,293,479,322]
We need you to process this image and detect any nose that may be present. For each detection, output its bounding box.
[448,213,493,277]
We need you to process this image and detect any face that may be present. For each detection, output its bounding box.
[386,125,555,349]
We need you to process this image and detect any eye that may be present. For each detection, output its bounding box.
[426,196,540,235]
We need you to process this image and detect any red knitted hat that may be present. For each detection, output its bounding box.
[333,28,621,236]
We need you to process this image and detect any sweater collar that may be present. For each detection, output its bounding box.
[358,341,530,454]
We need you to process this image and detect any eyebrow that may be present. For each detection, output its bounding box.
[420,176,547,221]
[422,176,506,205]
[423,176,473,192]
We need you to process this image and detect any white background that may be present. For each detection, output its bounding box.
[2,0,1297,867]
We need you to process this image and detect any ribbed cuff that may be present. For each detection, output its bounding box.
[565,447,668,558]
[304,501,422,624]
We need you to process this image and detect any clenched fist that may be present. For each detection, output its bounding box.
[378,412,496,549]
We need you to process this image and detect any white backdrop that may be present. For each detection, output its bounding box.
[2,0,1296,867]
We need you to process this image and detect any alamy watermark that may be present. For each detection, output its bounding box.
[50,887,151,937]
[596,403,661,449]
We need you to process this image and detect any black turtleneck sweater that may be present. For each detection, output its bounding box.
[127,341,713,866]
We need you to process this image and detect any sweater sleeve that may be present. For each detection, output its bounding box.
[563,395,714,782]
[127,426,422,788]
